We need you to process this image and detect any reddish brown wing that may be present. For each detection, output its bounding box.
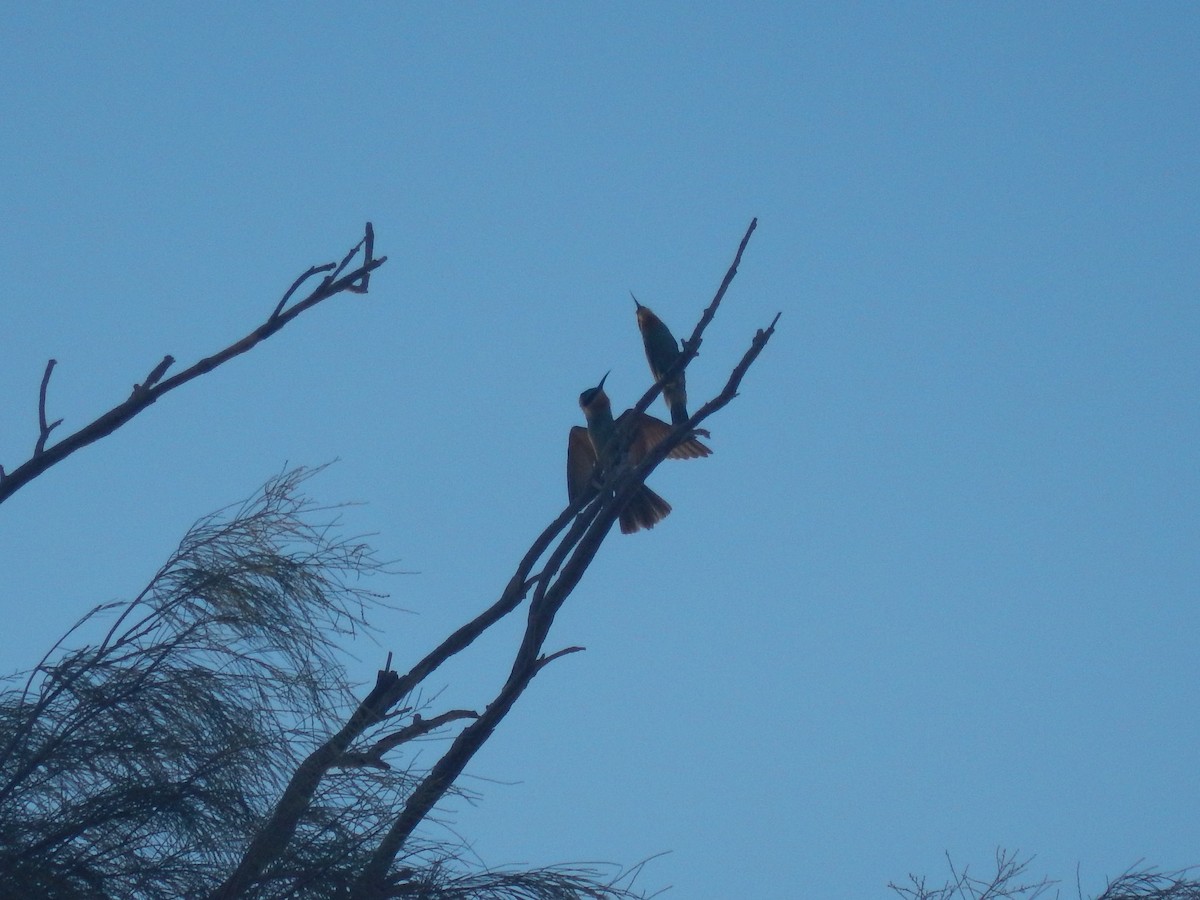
[622,412,712,462]
[566,426,598,502]
[667,430,711,460]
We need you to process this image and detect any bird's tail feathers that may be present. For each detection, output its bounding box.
[618,484,672,534]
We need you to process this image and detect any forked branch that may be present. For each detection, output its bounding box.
[347,223,779,900]
[0,224,386,506]
[33,359,64,455]
[214,221,778,900]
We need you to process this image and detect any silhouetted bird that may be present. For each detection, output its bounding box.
[567,372,711,534]
[632,293,690,425]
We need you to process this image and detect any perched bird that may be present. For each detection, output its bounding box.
[567,372,711,534]
[632,293,690,425]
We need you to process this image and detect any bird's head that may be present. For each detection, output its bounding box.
[631,291,660,330]
[578,371,611,412]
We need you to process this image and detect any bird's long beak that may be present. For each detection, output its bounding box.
[596,371,610,391]
[629,291,643,311]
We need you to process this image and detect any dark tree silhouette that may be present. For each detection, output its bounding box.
[2,225,1188,899]
[0,222,778,898]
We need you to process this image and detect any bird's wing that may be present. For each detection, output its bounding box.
[667,428,712,459]
[622,412,712,462]
[566,426,598,502]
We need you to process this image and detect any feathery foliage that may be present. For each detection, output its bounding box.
[890,851,1200,900]
[0,467,381,896]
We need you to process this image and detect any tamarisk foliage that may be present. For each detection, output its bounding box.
[889,850,1200,900]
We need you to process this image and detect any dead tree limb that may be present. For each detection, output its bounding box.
[0,223,386,506]
[348,221,778,900]
[213,220,776,900]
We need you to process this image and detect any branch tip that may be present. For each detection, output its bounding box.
[135,355,176,395]
[536,646,586,671]
[1,229,387,507]
[356,222,376,293]
[333,221,377,291]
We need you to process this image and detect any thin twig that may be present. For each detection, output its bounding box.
[535,646,585,672]
[331,225,371,282]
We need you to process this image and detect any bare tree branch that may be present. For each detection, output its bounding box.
[9,222,765,900]
[211,222,775,900]
[211,497,590,899]
[345,222,777,900]
[0,223,386,506]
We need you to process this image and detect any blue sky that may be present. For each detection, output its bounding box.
[2,4,1197,897]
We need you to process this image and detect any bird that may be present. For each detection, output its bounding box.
[567,372,711,534]
[632,292,690,426]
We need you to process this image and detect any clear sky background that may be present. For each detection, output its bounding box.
[2,4,1197,898]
